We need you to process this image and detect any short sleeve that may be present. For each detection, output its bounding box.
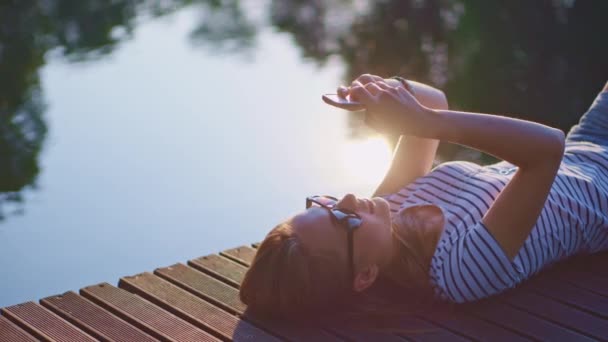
[429,221,525,303]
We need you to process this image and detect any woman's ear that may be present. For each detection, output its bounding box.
[353,264,379,292]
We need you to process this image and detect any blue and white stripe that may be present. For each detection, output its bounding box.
[382,143,608,303]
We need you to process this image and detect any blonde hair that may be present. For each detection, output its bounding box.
[385,221,434,295]
[239,221,352,319]
[240,212,437,322]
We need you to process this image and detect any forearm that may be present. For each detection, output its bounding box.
[372,81,443,197]
[425,109,565,168]
[373,136,438,197]
[388,80,444,174]
[390,135,439,178]
[349,74,565,260]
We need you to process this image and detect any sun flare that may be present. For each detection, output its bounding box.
[340,136,393,185]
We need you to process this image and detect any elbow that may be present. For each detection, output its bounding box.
[521,128,564,170]
[547,128,566,163]
[437,91,449,110]
[429,89,448,111]
[409,81,448,110]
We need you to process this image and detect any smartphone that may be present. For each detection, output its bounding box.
[322,94,364,111]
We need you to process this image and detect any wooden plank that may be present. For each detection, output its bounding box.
[237,244,608,340]
[252,241,608,340]
[248,244,528,341]
[166,263,470,341]
[2,301,95,341]
[155,263,247,315]
[558,252,608,278]
[399,326,470,342]
[119,272,280,341]
[525,276,608,318]
[215,248,469,341]
[220,246,256,267]
[466,301,595,341]
[362,272,529,341]
[81,282,220,342]
[156,263,342,341]
[418,312,529,342]
[562,272,608,297]
[501,290,608,340]
[356,318,470,342]
[0,315,36,342]
[40,291,156,342]
[189,254,245,288]
[551,270,608,297]
[330,329,407,341]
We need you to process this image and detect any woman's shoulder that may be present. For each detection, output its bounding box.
[429,219,525,303]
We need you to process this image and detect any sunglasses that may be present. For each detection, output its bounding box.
[305,195,363,286]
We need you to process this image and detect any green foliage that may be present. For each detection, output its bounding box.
[0,0,150,220]
[268,0,608,160]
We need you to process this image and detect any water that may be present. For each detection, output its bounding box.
[0,8,391,307]
[3,0,605,308]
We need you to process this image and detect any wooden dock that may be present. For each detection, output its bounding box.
[1,244,607,341]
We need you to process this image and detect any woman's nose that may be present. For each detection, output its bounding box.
[337,193,358,210]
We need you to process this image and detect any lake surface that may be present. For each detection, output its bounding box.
[3,0,600,309]
[0,8,392,307]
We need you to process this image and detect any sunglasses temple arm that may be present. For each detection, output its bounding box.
[348,231,354,288]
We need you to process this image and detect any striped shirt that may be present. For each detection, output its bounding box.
[381,141,608,303]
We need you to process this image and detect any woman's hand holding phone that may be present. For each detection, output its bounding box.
[323,74,434,136]
[321,94,364,111]
[322,84,366,111]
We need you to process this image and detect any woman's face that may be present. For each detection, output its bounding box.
[290,193,394,272]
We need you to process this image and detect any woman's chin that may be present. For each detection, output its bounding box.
[374,197,392,224]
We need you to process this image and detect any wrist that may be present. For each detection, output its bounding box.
[385,78,403,89]
[421,107,444,139]
[398,106,443,138]
[389,76,415,95]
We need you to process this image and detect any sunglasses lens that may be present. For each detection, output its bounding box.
[331,209,350,220]
[308,196,362,228]
[344,215,362,228]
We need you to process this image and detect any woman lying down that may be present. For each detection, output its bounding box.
[239,74,608,319]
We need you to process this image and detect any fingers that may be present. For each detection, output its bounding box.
[337,85,349,98]
[352,80,400,104]
[364,82,384,96]
[338,75,397,102]
[396,85,416,100]
[355,73,384,86]
[350,82,376,104]
[375,82,399,95]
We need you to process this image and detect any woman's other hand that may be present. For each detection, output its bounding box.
[341,74,435,136]
[337,74,403,101]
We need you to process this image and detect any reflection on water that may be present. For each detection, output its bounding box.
[267,0,608,161]
[3,0,608,219]
[1,0,607,306]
